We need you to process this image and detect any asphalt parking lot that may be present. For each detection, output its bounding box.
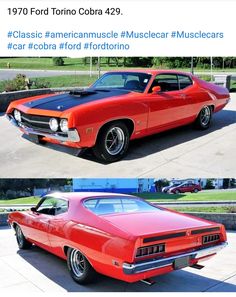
[0,94,235,178]
[0,227,235,292]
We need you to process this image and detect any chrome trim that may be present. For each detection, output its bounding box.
[123,242,227,275]
[7,114,80,143]
[21,115,49,125]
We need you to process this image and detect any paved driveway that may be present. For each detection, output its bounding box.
[0,94,235,178]
[0,227,235,292]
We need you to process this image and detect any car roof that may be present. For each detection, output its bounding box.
[44,192,134,202]
[107,69,193,76]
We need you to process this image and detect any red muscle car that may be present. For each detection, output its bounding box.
[6,70,230,162]
[8,192,227,284]
[169,182,202,194]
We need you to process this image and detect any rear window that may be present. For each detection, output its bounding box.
[83,197,160,215]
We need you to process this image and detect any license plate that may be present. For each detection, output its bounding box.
[174,256,190,270]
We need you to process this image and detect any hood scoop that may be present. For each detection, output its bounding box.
[69,89,97,97]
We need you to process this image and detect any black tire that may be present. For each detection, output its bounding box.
[195,106,212,130]
[67,248,96,285]
[174,189,180,194]
[193,188,199,193]
[93,121,130,163]
[15,224,32,249]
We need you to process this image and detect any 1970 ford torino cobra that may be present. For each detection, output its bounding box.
[6,70,230,162]
[8,192,227,284]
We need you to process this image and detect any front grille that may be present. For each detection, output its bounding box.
[136,243,165,258]
[20,112,51,131]
[202,234,220,244]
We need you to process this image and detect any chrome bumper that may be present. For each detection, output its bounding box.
[123,242,227,275]
[7,114,80,143]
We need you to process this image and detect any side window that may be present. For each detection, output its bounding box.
[37,197,68,216]
[178,75,193,90]
[149,74,179,92]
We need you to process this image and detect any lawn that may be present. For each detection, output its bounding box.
[168,206,236,213]
[135,191,236,202]
[0,191,236,205]
[0,57,235,72]
[0,196,40,205]
[32,74,97,88]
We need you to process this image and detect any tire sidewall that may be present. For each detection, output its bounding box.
[197,106,212,129]
[67,248,94,284]
[95,122,130,162]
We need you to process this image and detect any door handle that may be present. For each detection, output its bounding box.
[180,94,187,99]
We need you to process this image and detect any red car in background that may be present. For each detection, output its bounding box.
[6,70,230,163]
[169,182,202,194]
[8,192,227,285]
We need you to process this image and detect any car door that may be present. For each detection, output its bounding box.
[146,73,194,133]
[26,196,60,248]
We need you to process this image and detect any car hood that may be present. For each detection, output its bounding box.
[22,89,132,112]
[102,210,213,237]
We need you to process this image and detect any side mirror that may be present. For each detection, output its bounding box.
[152,86,161,93]
[31,207,37,212]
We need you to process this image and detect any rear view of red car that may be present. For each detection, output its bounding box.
[169,183,202,194]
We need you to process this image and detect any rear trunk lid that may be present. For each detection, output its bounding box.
[102,210,222,260]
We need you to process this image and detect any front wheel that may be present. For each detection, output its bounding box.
[193,188,199,193]
[15,225,32,249]
[195,106,212,130]
[67,248,96,285]
[93,121,130,163]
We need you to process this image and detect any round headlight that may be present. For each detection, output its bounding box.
[49,118,58,132]
[60,119,68,132]
[14,109,21,122]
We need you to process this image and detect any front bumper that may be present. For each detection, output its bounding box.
[123,242,227,275]
[7,114,80,143]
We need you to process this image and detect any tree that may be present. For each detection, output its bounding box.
[204,179,215,189]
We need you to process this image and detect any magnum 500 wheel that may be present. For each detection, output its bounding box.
[93,121,130,163]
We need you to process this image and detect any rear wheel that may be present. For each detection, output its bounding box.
[195,106,212,130]
[15,225,32,249]
[67,248,96,284]
[93,121,130,163]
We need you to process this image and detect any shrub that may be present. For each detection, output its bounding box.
[3,73,27,92]
[32,78,50,89]
[227,206,236,213]
[52,57,64,66]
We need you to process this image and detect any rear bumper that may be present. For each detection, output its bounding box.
[123,242,227,275]
[6,114,80,143]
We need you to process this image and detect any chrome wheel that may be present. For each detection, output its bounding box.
[16,226,24,247]
[105,127,125,155]
[200,106,211,126]
[70,249,86,278]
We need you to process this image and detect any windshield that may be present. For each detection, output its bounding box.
[83,197,161,215]
[91,72,152,93]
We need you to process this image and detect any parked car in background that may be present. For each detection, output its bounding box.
[162,182,181,193]
[169,183,202,194]
[8,192,227,284]
[6,70,230,163]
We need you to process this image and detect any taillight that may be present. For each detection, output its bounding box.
[136,243,165,258]
[202,234,220,244]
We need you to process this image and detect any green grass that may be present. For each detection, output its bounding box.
[33,75,97,88]
[135,191,236,202]
[0,57,236,72]
[0,196,40,205]
[169,206,234,213]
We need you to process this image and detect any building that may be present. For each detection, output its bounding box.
[72,178,154,194]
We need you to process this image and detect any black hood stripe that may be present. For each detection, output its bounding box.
[23,89,131,111]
